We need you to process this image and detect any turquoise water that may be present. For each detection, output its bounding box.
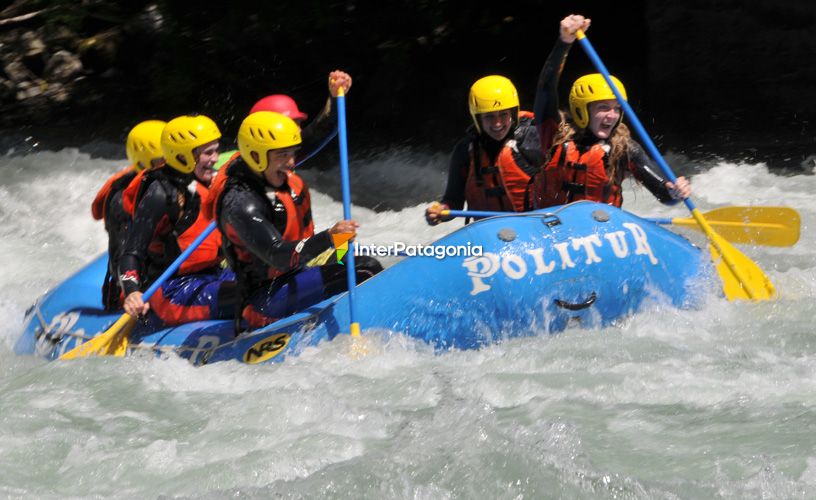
[1,148,814,498]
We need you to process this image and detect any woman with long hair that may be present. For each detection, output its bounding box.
[530,14,691,210]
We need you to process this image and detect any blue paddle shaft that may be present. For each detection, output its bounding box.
[447,208,671,226]
[335,92,359,325]
[447,209,505,219]
[141,221,217,302]
[575,34,696,212]
[296,129,338,167]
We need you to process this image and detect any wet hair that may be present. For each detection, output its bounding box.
[551,109,632,187]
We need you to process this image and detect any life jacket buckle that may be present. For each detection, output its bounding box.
[562,182,586,195]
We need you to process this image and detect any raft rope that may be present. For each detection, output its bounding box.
[31,300,61,343]
[29,300,214,359]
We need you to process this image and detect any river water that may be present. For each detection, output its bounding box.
[0,146,814,498]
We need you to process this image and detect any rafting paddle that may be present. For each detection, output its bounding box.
[647,206,799,247]
[59,221,218,359]
[575,29,775,300]
[335,86,362,337]
[441,206,800,247]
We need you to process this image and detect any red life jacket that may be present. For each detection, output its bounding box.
[91,165,138,221]
[463,111,536,212]
[175,181,223,274]
[121,169,147,216]
[122,166,223,275]
[208,158,314,282]
[535,141,624,208]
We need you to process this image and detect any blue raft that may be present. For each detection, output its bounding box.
[15,202,716,365]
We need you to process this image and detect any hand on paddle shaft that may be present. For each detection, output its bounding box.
[329,220,359,239]
[666,177,692,201]
[425,202,453,226]
[123,291,149,318]
[328,71,352,97]
[560,14,591,43]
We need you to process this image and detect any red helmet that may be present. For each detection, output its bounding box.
[249,94,308,121]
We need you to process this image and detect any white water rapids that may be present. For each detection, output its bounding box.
[0,147,814,498]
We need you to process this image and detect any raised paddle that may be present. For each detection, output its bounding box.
[59,220,218,359]
[335,86,361,337]
[440,206,800,247]
[575,29,775,300]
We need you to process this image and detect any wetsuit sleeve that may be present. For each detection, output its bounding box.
[515,123,543,176]
[118,181,172,295]
[219,188,334,273]
[105,190,130,262]
[439,137,471,210]
[533,39,572,152]
[297,97,336,167]
[627,140,678,205]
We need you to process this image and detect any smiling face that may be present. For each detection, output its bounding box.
[262,147,298,187]
[479,110,514,141]
[587,99,622,139]
[192,140,220,185]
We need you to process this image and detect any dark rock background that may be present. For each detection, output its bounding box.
[0,0,813,169]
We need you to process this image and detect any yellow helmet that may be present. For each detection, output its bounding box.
[468,75,519,133]
[161,115,222,173]
[568,73,628,129]
[126,120,166,171]
[238,111,302,172]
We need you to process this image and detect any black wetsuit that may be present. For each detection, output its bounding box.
[118,166,235,324]
[118,167,200,295]
[99,170,138,309]
[533,38,677,205]
[216,158,382,328]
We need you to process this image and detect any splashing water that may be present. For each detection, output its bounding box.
[1,147,814,498]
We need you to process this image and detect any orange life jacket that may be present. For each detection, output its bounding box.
[91,165,138,221]
[202,151,240,221]
[122,166,223,274]
[208,158,314,283]
[535,140,624,208]
[463,111,536,212]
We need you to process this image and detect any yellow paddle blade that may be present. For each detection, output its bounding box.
[306,247,336,267]
[347,323,369,359]
[674,206,800,247]
[708,231,776,301]
[106,318,134,357]
[58,314,135,360]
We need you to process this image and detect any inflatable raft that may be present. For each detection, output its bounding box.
[15,201,716,365]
